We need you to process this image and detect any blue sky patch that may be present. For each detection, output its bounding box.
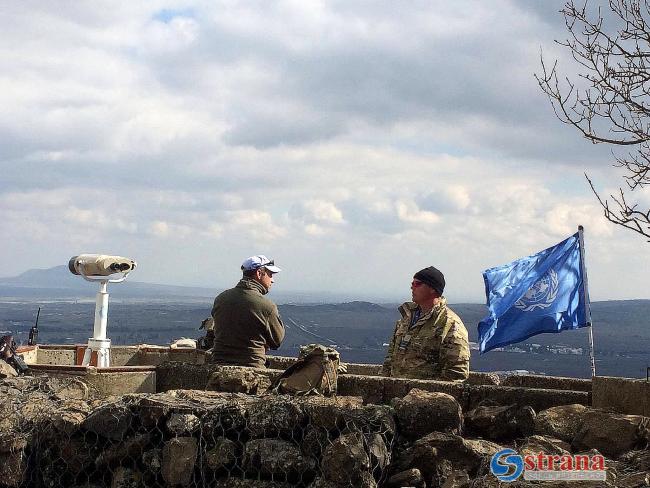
[153,8,194,23]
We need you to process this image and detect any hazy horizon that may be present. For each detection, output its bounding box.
[2,264,650,305]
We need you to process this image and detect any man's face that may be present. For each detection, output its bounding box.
[411,277,436,304]
[257,267,275,291]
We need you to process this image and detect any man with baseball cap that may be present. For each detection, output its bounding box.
[209,255,285,368]
[382,266,470,381]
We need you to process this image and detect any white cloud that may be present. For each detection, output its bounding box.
[544,203,613,238]
[304,223,326,236]
[291,199,345,225]
[395,200,440,225]
[149,220,170,237]
[227,210,286,240]
[1,1,649,301]
[141,16,200,54]
[444,185,471,211]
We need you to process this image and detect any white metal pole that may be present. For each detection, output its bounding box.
[587,327,596,378]
[578,225,596,377]
[82,280,112,367]
[93,280,109,340]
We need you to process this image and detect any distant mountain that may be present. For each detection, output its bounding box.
[0,265,218,298]
[1,265,81,288]
[0,266,383,303]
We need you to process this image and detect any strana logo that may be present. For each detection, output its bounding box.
[491,449,524,482]
[514,269,559,312]
[490,449,606,482]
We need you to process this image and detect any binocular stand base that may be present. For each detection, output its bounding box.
[82,338,111,367]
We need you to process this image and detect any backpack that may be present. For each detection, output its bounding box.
[270,344,341,396]
[197,317,215,350]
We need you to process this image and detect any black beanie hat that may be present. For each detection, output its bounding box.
[413,266,445,295]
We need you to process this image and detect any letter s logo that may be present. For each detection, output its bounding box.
[490,448,524,482]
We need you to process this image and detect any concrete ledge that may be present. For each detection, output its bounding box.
[128,346,207,366]
[30,366,156,395]
[20,344,208,367]
[156,362,266,391]
[592,375,650,416]
[15,345,38,363]
[338,374,588,411]
[156,362,589,412]
[267,355,500,385]
[501,374,592,392]
[35,346,76,365]
[22,347,497,386]
[29,364,156,373]
[338,374,464,405]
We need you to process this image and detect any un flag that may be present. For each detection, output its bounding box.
[478,232,591,354]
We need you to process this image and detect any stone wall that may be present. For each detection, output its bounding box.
[155,362,589,413]
[1,373,648,488]
[593,376,650,416]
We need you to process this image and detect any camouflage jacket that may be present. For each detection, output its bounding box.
[382,298,470,382]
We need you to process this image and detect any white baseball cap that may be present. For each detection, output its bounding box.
[240,255,282,273]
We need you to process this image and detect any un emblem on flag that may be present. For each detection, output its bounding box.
[514,269,559,312]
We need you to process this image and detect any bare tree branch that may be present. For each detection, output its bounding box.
[586,173,650,240]
[537,0,650,241]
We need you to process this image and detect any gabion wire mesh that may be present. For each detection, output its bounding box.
[0,375,395,488]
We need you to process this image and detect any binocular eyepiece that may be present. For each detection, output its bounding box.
[69,254,137,277]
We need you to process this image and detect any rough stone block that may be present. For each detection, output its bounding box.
[517,435,571,457]
[321,432,371,485]
[572,410,648,458]
[82,402,133,440]
[205,366,271,394]
[301,395,364,430]
[0,361,18,378]
[111,467,141,488]
[206,438,237,470]
[392,432,502,485]
[166,412,200,435]
[0,449,26,487]
[534,403,587,442]
[385,468,425,488]
[392,389,462,439]
[465,403,536,441]
[162,437,198,487]
[96,433,151,467]
[141,448,162,473]
[244,438,316,475]
[247,395,306,438]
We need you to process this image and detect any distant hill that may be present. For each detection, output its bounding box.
[0,266,382,303]
[1,293,649,378]
[0,265,218,298]
[277,299,650,378]
[0,265,81,288]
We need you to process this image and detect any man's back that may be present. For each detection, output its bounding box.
[210,278,284,368]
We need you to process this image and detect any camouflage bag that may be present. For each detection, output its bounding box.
[270,344,340,396]
[197,317,215,350]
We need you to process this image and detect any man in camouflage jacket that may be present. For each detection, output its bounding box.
[383,266,470,382]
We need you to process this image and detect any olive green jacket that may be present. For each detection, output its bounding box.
[210,278,285,368]
[383,298,470,381]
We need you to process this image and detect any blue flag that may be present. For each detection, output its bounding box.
[478,232,591,354]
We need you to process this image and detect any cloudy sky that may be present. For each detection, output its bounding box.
[1,1,648,302]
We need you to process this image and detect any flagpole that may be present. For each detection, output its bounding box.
[578,225,596,377]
